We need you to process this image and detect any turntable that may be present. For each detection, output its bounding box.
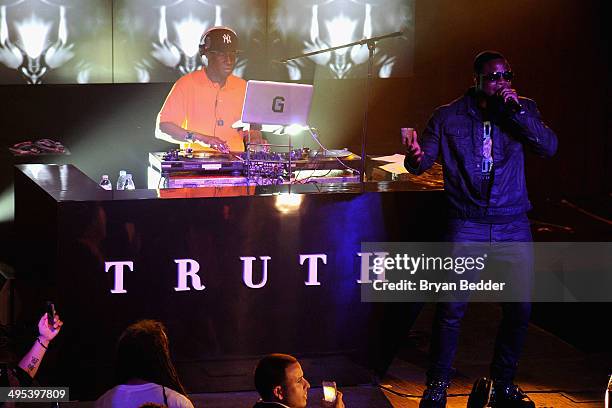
[149,151,245,175]
[147,148,362,189]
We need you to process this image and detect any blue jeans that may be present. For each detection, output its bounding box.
[427,216,533,384]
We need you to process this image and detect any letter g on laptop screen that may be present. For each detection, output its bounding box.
[241,80,314,126]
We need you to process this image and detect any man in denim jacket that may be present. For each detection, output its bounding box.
[403,51,557,407]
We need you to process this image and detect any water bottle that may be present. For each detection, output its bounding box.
[99,175,112,190]
[124,174,135,190]
[116,170,127,190]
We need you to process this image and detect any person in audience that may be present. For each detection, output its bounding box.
[95,320,193,408]
[253,353,345,408]
[0,311,63,388]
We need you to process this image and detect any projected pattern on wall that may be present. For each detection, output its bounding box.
[0,0,111,84]
[0,0,413,84]
[269,0,414,80]
[113,0,265,83]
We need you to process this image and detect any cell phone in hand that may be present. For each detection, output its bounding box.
[322,381,337,403]
[401,127,416,146]
[46,301,55,328]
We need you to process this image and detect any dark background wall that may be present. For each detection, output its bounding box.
[0,0,609,345]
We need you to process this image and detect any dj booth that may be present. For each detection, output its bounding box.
[147,149,363,189]
[14,162,445,400]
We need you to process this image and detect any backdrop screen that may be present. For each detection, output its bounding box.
[0,0,414,84]
[0,0,112,84]
[268,0,414,80]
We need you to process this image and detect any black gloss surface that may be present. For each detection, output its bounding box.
[14,164,445,399]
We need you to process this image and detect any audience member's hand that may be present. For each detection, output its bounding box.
[38,313,63,343]
[322,390,345,408]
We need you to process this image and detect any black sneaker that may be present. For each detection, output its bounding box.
[491,383,535,408]
[419,379,450,408]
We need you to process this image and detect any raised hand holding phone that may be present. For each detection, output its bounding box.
[322,381,336,402]
[321,381,345,408]
[46,301,55,328]
[41,302,63,341]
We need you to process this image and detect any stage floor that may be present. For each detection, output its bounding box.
[376,303,609,407]
[54,303,609,407]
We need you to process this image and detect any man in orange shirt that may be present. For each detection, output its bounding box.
[156,26,262,153]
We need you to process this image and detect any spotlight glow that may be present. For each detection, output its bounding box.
[15,14,52,59]
[606,373,611,408]
[284,124,308,136]
[274,193,303,214]
[173,13,208,57]
[325,14,357,56]
[0,186,14,223]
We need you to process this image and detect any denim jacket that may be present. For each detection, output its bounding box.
[406,88,558,220]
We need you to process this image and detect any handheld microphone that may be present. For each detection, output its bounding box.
[504,98,523,113]
[495,88,523,114]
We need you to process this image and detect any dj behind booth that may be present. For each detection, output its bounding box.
[13,26,446,400]
[150,26,361,191]
[150,79,361,191]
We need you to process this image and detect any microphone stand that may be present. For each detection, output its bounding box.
[280,30,404,192]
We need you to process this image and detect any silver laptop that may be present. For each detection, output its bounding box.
[241,80,314,126]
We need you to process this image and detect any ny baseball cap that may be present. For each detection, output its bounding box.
[199,26,239,53]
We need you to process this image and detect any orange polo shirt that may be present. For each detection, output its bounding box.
[158,69,247,152]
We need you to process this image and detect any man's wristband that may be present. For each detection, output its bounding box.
[36,337,48,350]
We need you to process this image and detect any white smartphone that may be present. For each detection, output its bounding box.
[322,381,337,403]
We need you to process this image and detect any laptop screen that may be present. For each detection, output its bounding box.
[241,80,314,126]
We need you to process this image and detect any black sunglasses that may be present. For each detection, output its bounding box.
[481,71,514,81]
